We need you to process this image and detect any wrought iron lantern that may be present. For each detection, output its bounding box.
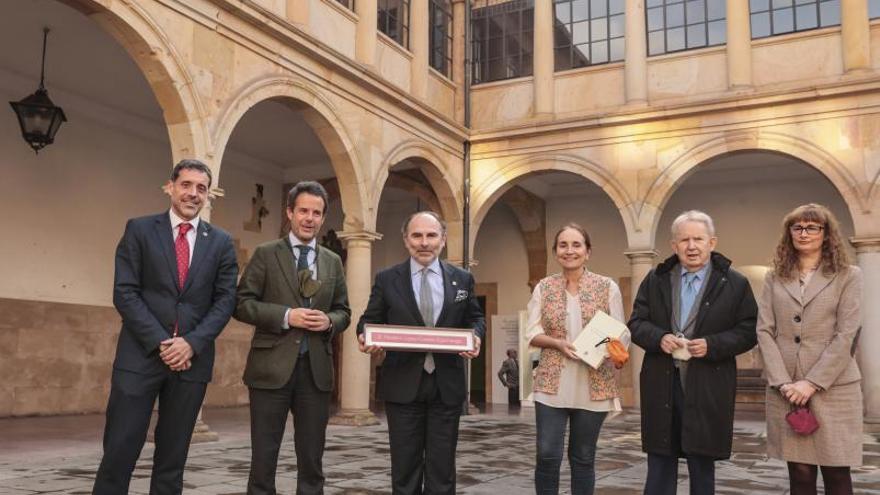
[9,28,67,154]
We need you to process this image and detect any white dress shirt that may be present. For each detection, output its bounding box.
[169,209,199,265]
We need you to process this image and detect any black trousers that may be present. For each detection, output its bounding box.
[644,368,715,495]
[385,371,462,495]
[508,386,521,407]
[92,369,207,495]
[247,352,330,495]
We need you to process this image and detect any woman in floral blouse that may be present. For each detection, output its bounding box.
[525,223,629,495]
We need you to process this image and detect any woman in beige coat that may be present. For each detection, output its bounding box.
[757,203,863,495]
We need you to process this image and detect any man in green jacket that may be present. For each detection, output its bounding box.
[235,181,351,495]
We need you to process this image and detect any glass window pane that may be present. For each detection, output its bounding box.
[871,0,880,18]
[591,18,607,41]
[750,0,770,10]
[648,30,666,54]
[591,41,609,63]
[574,43,591,65]
[647,0,664,7]
[707,0,725,19]
[610,37,625,60]
[573,20,589,44]
[751,12,770,37]
[773,8,794,33]
[687,23,707,47]
[795,4,818,30]
[708,19,726,44]
[610,13,625,37]
[591,0,607,17]
[666,3,685,27]
[772,0,793,8]
[556,2,571,23]
[555,46,573,71]
[820,0,840,26]
[610,0,625,15]
[687,0,706,24]
[573,0,589,21]
[667,26,686,51]
[647,7,665,31]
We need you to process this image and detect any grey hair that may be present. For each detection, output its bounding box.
[401,211,447,235]
[671,210,716,238]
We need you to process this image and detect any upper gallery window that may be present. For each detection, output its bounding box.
[336,0,354,10]
[646,0,726,56]
[750,0,841,39]
[430,0,454,78]
[471,0,535,84]
[379,0,411,48]
[554,0,625,71]
[872,0,880,18]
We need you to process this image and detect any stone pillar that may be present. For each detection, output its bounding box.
[851,236,880,434]
[726,0,752,88]
[533,0,554,117]
[356,0,378,66]
[841,0,871,73]
[329,230,383,426]
[411,0,430,99]
[453,0,466,123]
[624,249,658,408]
[624,0,648,104]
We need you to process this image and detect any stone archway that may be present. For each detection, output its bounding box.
[63,0,208,163]
[211,76,369,232]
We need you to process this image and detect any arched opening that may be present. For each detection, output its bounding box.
[472,170,630,408]
[0,0,198,416]
[657,149,855,410]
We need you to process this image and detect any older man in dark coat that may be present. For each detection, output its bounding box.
[629,210,757,495]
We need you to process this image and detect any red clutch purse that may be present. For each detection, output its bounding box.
[785,405,819,436]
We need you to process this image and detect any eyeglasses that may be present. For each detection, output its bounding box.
[790,225,824,235]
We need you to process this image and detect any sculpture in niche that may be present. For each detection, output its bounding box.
[244,183,270,233]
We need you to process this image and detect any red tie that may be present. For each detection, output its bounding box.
[175,223,192,290]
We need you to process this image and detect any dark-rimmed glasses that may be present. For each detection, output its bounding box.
[790,224,824,236]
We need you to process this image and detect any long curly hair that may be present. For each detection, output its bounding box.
[772,203,850,280]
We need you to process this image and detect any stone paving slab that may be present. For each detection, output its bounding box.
[0,408,878,494]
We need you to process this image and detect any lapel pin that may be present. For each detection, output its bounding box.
[202,232,208,237]
[452,281,457,286]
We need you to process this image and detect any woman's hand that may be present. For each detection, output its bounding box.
[556,339,579,360]
[781,380,818,406]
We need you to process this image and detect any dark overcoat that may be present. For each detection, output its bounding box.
[628,252,757,459]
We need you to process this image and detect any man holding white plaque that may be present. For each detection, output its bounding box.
[357,211,486,495]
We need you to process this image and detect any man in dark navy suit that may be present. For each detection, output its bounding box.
[92,159,238,495]
[357,211,485,495]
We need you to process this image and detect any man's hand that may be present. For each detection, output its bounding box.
[358,333,383,354]
[288,308,331,331]
[460,336,482,359]
[555,339,579,360]
[160,337,194,370]
[686,338,708,358]
[781,380,818,406]
[660,333,683,354]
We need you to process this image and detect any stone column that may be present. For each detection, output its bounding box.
[624,249,658,408]
[726,0,752,88]
[841,0,871,73]
[851,236,880,434]
[356,0,378,66]
[533,0,554,117]
[329,230,383,426]
[453,0,466,123]
[411,0,430,99]
[625,0,648,104]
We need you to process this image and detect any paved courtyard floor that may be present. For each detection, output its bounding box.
[0,405,877,494]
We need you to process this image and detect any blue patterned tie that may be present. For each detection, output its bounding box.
[680,272,698,329]
[297,245,311,355]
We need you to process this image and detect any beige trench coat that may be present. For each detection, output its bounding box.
[757,265,863,466]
